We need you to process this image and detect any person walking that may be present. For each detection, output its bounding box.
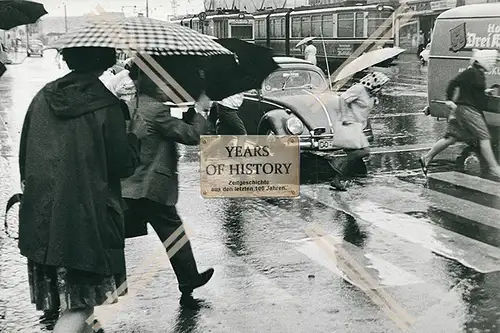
[304,39,317,66]
[419,49,500,180]
[122,59,214,307]
[18,46,141,333]
[417,31,425,56]
[330,71,390,191]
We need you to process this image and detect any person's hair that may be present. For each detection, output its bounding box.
[61,47,116,73]
[307,40,313,45]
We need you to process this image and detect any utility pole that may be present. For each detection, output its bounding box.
[146,0,149,17]
[64,3,68,32]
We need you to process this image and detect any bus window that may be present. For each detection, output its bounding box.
[312,15,322,36]
[338,13,354,38]
[292,17,301,37]
[367,11,392,37]
[302,16,311,37]
[355,12,364,37]
[322,14,334,37]
[232,25,253,40]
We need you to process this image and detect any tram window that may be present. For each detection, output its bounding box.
[193,21,199,31]
[256,19,267,38]
[279,18,285,37]
[312,15,322,36]
[232,25,253,40]
[321,14,333,37]
[292,17,301,37]
[270,19,276,36]
[338,13,354,38]
[355,12,364,37]
[301,16,311,37]
[367,11,392,37]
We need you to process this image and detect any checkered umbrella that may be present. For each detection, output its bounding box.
[48,16,233,57]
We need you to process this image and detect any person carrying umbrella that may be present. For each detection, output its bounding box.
[122,59,215,307]
[419,49,500,180]
[17,46,141,333]
[330,71,390,191]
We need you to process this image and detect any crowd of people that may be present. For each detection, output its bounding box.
[15,43,499,332]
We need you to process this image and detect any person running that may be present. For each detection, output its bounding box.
[330,71,390,191]
[419,49,500,180]
[122,59,214,308]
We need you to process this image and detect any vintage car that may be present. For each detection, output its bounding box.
[27,41,43,57]
[237,57,374,152]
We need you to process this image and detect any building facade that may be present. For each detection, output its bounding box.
[396,0,499,52]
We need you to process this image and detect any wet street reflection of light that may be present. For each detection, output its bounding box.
[2,51,500,333]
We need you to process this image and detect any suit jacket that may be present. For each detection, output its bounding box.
[121,94,208,206]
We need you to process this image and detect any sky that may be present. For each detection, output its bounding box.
[40,0,205,18]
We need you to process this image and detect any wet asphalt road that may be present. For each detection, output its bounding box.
[1,51,500,333]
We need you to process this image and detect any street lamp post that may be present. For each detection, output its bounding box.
[146,0,149,17]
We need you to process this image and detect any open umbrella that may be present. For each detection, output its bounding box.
[205,38,279,100]
[0,0,47,30]
[295,36,317,48]
[334,47,405,82]
[48,16,232,57]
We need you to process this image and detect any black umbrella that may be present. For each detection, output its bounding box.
[206,38,279,100]
[0,0,47,30]
[126,40,278,102]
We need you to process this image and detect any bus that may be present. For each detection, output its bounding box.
[170,9,255,42]
[254,3,395,71]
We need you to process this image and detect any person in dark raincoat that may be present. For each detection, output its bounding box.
[122,59,214,307]
[18,47,140,333]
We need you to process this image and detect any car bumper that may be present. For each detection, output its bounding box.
[296,129,374,150]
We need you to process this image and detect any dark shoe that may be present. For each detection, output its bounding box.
[179,268,215,294]
[329,176,347,191]
[179,294,208,310]
[419,157,428,176]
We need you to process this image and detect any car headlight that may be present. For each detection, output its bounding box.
[286,117,304,135]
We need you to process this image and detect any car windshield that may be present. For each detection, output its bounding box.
[262,69,328,94]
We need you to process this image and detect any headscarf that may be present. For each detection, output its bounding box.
[471,49,498,72]
[359,72,390,94]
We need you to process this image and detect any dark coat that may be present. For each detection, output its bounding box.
[18,71,140,276]
[121,94,207,206]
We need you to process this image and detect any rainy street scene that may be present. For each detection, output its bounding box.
[1,0,500,332]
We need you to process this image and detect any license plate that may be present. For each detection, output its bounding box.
[318,139,335,150]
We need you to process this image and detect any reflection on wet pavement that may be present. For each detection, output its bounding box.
[2,51,500,333]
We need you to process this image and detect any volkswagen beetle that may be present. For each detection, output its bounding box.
[237,57,374,153]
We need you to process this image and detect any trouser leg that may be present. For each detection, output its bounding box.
[145,202,200,289]
[330,148,370,177]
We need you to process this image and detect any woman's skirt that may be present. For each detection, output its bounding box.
[445,105,491,142]
[27,260,127,312]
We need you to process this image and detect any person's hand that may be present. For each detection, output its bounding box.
[445,101,457,110]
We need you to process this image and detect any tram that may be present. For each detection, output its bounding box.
[170,9,255,42]
[254,2,396,70]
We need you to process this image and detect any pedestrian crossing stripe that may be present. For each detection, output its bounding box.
[300,185,500,274]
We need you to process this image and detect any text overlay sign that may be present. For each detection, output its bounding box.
[200,135,300,198]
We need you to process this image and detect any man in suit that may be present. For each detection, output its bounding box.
[122,61,214,307]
